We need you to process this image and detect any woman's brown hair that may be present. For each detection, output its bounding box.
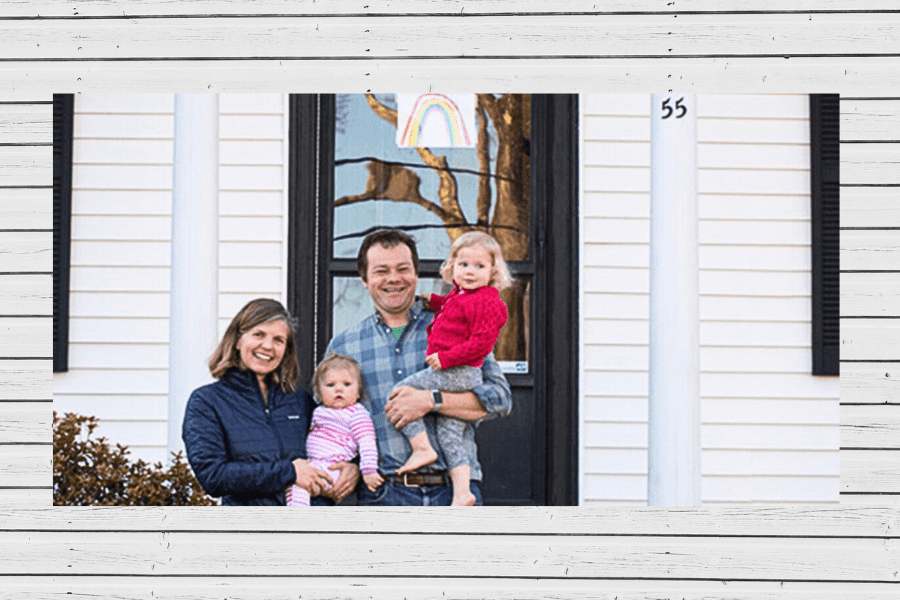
[208,298,300,392]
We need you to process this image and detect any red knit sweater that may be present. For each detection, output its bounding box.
[426,284,508,369]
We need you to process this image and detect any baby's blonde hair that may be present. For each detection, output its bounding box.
[312,353,365,404]
[440,231,513,291]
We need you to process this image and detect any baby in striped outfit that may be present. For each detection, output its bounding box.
[286,353,382,506]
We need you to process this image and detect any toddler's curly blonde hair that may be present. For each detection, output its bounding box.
[439,231,513,291]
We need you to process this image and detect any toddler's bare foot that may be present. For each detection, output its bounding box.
[451,491,477,506]
[396,447,438,474]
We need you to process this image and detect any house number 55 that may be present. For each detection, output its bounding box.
[661,97,688,119]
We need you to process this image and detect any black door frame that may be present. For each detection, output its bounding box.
[287,94,579,505]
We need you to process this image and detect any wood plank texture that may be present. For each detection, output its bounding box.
[3,15,900,60]
[5,1,898,17]
[0,445,50,486]
[0,3,899,599]
[843,100,900,141]
[842,187,900,228]
[0,532,896,579]
[842,230,900,271]
[0,104,52,144]
[842,144,900,184]
[841,404,900,449]
[841,319,900,359]
[0,578,899,600]
[0,146,51,186]
[842,450,900,493]
[842,273,900,316]
[0,59,899,95]
[1,506,896,536]
[0,187,52,230]
[0,402,50,443]
[840,362,900,404]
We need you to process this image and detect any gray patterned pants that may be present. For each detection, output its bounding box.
[396,365,481,470]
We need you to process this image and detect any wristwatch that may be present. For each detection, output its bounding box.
[431,389,443,412]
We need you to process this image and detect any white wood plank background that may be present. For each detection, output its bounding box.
[2,1,899,598]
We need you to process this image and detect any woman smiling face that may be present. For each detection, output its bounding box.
[236,319,289,383]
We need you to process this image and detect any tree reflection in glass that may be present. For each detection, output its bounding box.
[333,94,531,364]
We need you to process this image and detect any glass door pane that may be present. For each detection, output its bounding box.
[331,94,533,366]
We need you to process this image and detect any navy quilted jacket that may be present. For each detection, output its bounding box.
[182,368,314,506]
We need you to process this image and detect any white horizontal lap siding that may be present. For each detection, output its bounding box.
[581,94,651,505]
[580,94,839,505]
[696,94,838,504]
[52,95,175,465]
[217,94,288,337]
[52,94,290,463]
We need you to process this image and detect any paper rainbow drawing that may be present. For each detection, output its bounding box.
[396,94,475,148]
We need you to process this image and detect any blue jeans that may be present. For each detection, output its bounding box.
[357,480,483,506]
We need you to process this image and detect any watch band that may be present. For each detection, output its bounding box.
[431,389,443,412]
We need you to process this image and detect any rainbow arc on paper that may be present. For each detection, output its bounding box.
[399,94,472,146]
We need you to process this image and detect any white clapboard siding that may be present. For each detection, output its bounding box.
[1,3,899,599]
[51,94,289,462]
[580,93,839,506]
[216,94,287,338]
[51,94,174,463]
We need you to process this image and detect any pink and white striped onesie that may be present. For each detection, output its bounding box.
[287,403,378,506]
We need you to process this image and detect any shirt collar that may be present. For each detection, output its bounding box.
[372,297,426,326]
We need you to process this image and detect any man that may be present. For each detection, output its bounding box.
[326,228,512,505]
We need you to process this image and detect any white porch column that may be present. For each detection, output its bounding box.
[167,94,219,460]
[648,94,701,506]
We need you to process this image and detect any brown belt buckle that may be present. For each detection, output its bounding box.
[402,473,420,488]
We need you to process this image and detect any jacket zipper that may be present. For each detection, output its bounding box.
[263,385,288,460]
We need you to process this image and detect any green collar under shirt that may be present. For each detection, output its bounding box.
[391,326,405,341]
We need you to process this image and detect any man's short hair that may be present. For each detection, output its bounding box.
[357,229,420,281]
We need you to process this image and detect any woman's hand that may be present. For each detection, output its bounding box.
[321,462,360,503]
[292,458,335,496]
[363,471,384,492]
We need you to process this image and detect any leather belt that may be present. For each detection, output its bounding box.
[384,472,449,488]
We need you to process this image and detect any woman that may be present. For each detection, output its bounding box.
[182,298,356,506]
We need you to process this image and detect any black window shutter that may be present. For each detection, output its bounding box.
[53,94,74,373]
[810,94,840,376]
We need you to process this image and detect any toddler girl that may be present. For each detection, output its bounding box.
[287,353,382,505]
[394,230,511,506]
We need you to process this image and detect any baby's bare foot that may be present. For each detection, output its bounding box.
[451,492,477,506]
[396,447,438,474]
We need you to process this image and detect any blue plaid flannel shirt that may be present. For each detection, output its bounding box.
[326,299,512,481]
